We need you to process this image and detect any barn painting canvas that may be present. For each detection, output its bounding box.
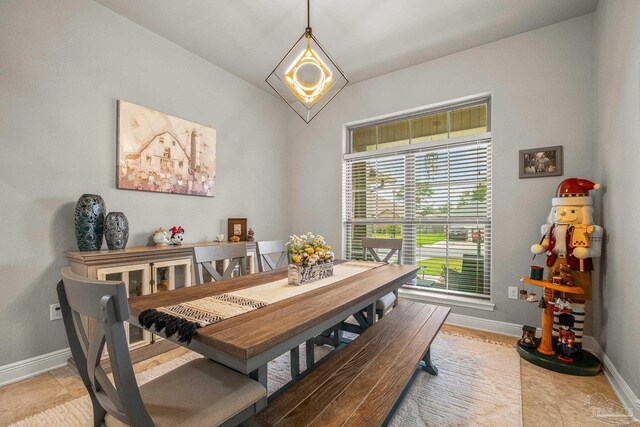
[117,100,217,197]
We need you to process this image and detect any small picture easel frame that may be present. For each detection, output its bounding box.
[227,218,248,241]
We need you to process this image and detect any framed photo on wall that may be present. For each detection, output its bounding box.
[227,218,248,241]
[519,146,563,178]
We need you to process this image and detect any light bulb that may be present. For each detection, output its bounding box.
[284,38,334,105]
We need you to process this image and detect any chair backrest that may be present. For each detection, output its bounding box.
[361,238,403,264]
[193,243,248,285]
[58,267,153,426]
[255,240,289,272]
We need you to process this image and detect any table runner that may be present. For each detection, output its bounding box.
[138,261,382,343]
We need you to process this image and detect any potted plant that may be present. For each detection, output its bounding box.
[287,232,334,285]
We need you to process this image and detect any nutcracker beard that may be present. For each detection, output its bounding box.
[552,225,568,256]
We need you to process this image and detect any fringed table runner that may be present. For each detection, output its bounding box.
[138,261,383,343]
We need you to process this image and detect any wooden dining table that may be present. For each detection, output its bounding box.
[127,261,419,407]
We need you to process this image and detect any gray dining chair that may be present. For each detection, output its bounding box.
[255,240,289,272]
[340,238,403,337]
[193,244,248,285]
[254,239,307,379]
[362,237,402,317]
[57,267,266,427]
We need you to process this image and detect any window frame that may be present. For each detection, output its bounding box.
[342,96,492,299]
[345,97,491,156]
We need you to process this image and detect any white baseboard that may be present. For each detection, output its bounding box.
[583,337,640,420]
[0,347,71,387]
[444,312,539,337]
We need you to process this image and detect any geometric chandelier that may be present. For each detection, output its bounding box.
[266,0,348,123]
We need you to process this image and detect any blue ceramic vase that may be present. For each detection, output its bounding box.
[105,212,129,250]
[74,194,106,251]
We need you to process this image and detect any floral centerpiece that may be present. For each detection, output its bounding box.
[287,232,334,285]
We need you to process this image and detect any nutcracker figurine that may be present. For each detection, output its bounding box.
[556,313,576,363]
[519,325,537,348]
[531,178,603,353]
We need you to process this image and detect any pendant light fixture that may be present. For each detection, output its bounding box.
[266,0,348,123]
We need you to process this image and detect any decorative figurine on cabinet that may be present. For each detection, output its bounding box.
[151,228,170,246]
[170,226,185,245]
[247,228,255,242]
[556,313,576,363]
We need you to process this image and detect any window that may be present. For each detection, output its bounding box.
[343,99,491,297]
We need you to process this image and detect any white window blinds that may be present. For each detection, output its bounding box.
[343,103,491,297]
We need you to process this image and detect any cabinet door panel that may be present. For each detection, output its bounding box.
[97,264,151,350]
[172,262,192,289]
[152,258,193,292]
[127,269,146,346]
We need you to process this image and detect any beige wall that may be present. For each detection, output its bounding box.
[286,15,596,331]
[0,0,290,366]
[594,0,640,404]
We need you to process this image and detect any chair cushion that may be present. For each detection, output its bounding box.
[106,358,266,427]
[375,292,397,311]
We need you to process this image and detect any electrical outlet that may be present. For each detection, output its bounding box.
[508,286,519,300]
[50,303,62,321]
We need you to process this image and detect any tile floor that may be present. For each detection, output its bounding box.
[0,325,636,426]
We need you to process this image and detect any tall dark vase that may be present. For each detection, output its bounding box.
[74,194,106,251]
[105,212,129,250]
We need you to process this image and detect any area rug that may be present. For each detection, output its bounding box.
[11,332,521,426]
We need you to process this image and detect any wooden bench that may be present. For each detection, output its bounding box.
[254,300,450,426]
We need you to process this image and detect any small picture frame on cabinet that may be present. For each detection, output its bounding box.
[227,218,248,241]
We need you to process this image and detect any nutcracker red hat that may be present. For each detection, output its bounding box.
[552,178,600,207]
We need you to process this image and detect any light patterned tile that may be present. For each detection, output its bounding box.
[0,326,633,427]
[0,373,73,425]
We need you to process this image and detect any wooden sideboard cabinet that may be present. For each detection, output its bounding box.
[65,241,256,352]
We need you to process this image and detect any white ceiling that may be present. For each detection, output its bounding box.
[94,0,598,91]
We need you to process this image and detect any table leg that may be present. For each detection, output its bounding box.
[421,348,438,376]
[290,347,300,379]
[353,312,369,329]
[334,328,343,346]
[366,303,375,327]
[305,339,315,369]
[249,365,268,410]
